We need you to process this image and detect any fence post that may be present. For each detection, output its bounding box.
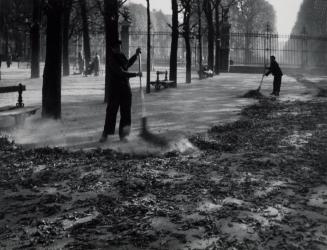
[301,26,308,69]
[120,20,130,58]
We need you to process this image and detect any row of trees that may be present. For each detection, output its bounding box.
[0,0,276,119]
[41,0,122,118]
[290,0,327,67]
[167,0,275,84]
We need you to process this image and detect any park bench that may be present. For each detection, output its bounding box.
[198,65,214,78]
[0,83,39,125]
[150,70,175,91]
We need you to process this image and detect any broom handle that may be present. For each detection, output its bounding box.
[258,63,266,89]
[138,54,146,118]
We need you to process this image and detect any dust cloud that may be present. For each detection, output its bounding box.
[11,117,68,147]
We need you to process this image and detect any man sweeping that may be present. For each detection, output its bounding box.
[265,55,283,96]
[99,40,142,143]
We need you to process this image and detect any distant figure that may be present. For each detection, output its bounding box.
[93,53,100,76]
[99,40,142,143]
[265,55,283,96]
[78,51,84,74]
[6,53,12,68]
[16,55,20,68]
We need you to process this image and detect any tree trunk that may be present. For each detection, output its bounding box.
[197,0,203,79]
[31,0,41,78]
[62,0,73,76]
[42,0,63,119]
[204,0,214,70]
[169,0,178,84]
[214,1,220,74]
[183,5,192,84]
[185,30,192,83]
[103,0,119,103]
[79,0,91,68]
[4,25,9,61]
[146,0,151,93]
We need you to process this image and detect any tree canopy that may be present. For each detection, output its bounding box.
[230,0,276,33]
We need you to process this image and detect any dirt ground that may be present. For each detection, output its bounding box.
[0,64,310,153]
[0,71,327,249]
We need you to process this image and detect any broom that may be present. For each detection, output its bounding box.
[242,64,266,98]
[138,54,169,147]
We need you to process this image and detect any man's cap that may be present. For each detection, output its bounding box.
[270,55,276,60]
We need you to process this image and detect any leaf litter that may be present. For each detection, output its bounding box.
[0,95,327,249]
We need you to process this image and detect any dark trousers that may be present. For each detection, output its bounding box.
[273,75,282,95]
[103,85,132,139]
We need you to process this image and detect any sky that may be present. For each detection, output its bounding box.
[127,0,303,34]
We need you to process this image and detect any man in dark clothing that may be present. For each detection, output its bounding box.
[99,40,142,143]
[265,55,283,96]
[6,53,12,68]
[93,53,100,76]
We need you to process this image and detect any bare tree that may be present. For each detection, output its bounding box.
[62,0,73,76]
[103,0,118,102]
[79,0,91,68]
[169,0,179,83]
[146,0,151,93]
[30,0,41,78]
[180,0,193,83]
[203,0,214,70]
[98,0,126,102]
[42,0,64,119]
[196,0,204,79]
[214,0,222,74]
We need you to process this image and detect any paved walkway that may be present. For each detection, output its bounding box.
[0,65,313,153]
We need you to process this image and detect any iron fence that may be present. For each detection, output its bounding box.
[129,31,199,70]
[16,30,327,71]
[226,32,327,67]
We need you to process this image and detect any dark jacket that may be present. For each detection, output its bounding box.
[266,60,283,77]
[109,51,138,87]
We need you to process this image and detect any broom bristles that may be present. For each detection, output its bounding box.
[140,117,169,147]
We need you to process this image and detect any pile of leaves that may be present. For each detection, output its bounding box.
[241,89,265,99]
[1,96,327,249]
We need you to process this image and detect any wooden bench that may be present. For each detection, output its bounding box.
[0,83,39,125]
[198,65,214,78]
[150,71,176,91]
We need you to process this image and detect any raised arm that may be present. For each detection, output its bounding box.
[127,53,138,68]
[127,48,142,68]
[109,55,138,78]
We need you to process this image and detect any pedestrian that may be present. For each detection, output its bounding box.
[265,55,283,96]
[6,53,12,68]
[99,40,142,143]
[78,51,84,74]
[93,53,100,76]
